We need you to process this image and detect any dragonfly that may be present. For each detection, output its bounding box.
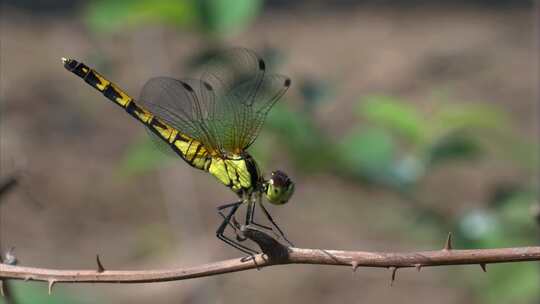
[62,48,295,254]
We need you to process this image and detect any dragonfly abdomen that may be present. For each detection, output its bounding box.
[62,58,210,169]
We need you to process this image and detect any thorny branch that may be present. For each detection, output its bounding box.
[1,229,540,294]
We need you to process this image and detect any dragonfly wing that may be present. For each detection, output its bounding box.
[227,74,291,150]
[138,77,220,154]
[139,48,291,156]
[200,48,291,152]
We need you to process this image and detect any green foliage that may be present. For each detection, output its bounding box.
[426,130,481,166]
[86,0,262,37]
[195,0,262,36]
[432,102,510,133]
[483,263,540,304]
[338,127,395,180]
[353,94,532,176]
[334,128,395,183]
[86,0,196,33]
[359,95,425,143]
[0,281,89,304]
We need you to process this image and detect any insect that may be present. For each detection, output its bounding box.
[62,48,295,254]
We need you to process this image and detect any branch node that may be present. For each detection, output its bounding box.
[389,267,398,286]
[96,254,105,273]
[48,279,56,295]
[480,263,487,272]
[443,232,453,251]
[240,225,289,263]
[351,261,359,272]
[414,263,422,272]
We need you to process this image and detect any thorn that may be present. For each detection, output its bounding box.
[24,276,31,281]
[443,232,453,250]
[415,264,422,272]
[480,263,487,272]
[0,280,4,297]
[96,254,105,273]
[351,261,359,272]
[390,267,398,286]
[48,280,56,295]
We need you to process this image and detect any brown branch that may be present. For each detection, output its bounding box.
[1,228,540,288]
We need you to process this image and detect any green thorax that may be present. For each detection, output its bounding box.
[206,152,263,196]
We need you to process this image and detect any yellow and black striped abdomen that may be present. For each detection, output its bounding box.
[62,58,260,194]
[62,58,210,169]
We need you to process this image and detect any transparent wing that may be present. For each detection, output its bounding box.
[139,48,291,156]
[138,77,221,153]
[223,74,291,150]
[200,48,291,152]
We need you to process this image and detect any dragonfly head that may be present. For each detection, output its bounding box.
[264,170,295,205]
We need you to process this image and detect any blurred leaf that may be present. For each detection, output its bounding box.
[86,0,196,33]
[484,263,539,304]
[358,95,425,143]
[196,0,262,36]
[496,192,537,237]
[1,281,90,304]
[338,127,394,178]
[425,130,481,166]
[432,102,510,133]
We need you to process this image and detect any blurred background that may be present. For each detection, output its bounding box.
[0,0,538,303]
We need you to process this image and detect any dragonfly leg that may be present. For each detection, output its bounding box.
[218,201,247,242]
[259,203,295,247]
[243,200,283,242]
[233,200,253,242]
[216,201,258,255]
[246,201,274,231]
[217,201,243,234]
[245,200,253,225]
